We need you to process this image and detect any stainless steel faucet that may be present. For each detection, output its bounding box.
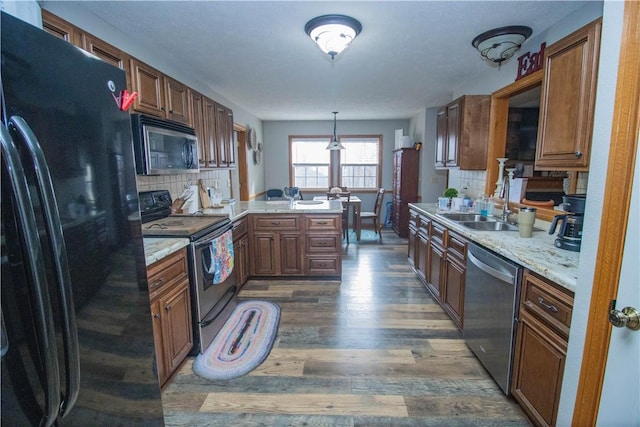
[502,175,512,222]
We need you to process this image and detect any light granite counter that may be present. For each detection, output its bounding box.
[195,200,343,222]
[143,200,342,265]
[409,203,579,293]
[143,237,190,266]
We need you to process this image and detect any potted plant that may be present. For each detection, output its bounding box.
[443,187,458,199]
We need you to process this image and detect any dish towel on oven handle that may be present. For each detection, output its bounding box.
[202,229,234,284]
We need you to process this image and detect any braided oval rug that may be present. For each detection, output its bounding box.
[193,300,280,380]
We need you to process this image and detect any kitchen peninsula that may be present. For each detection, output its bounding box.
[143,199,344,277]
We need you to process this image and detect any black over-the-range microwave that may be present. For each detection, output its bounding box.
[131,114,199,175]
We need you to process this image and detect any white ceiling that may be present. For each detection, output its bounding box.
[55,1,591,121]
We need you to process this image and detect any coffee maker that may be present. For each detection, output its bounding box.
[548,194,586,251]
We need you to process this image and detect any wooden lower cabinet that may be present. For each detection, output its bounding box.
[232,216,250,287]
[408,208,468,331]
[249,213,341,277]
[511,270,574,426]
[147,248,193,387]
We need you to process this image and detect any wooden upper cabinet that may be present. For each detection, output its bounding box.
[130,58,166,118]
[203,97,219,168]
[81,35,131,88]
[42,10,80,45]
[535,18,602,170]
[164,76,192,126]
[189,90,207,168]
[215,103,236,167]
[435,95,490,170]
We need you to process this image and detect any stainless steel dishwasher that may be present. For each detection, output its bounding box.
[464,242,523,395]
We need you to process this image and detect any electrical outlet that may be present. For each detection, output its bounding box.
[431,175,439,184]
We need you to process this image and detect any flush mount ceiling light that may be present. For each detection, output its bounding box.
[472,26,532,65]
[305,14,362,60]
[326,112,345,150]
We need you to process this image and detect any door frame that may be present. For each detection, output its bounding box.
[234,123,249,201]
[572,2,639,424]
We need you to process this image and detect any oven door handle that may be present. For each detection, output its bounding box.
[194,224,233,249]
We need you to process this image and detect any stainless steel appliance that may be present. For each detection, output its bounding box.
[464,242,523,394]
[1,12,164,425]
[549,193,586,252]
[139,190,236,354]
[131,114,199,175]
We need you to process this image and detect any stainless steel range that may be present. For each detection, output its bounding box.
[139,190,237,354]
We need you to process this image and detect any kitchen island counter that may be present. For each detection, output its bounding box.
[409,203,579,292]
[195,200,343,222]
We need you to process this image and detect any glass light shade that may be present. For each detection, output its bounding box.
[326,139,346,150]
[305,15,362,60]
[472,26,532,65]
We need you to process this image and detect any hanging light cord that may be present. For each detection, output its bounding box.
[333,112,338,141]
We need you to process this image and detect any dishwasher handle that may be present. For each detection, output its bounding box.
[467,248,515,284]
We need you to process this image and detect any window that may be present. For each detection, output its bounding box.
[290,135,382,191]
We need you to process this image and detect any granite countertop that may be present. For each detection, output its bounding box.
[143,200,342,264]
[143,237,190,266]
[409,203,579,293]
[196,200,343,222]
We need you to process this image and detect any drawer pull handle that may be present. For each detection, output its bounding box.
[165,304,171,311]
[317,221,327,225]
[271,222,281,225]
[538,297,559,313]
[153,313,160,319]
[151,277,165,287]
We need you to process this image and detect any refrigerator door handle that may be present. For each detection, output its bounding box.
[8,117,80,417]
[1,124,60,427]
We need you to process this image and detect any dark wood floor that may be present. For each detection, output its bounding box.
[162,229,531,426]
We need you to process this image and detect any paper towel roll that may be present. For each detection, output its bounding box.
[187,185,199,213]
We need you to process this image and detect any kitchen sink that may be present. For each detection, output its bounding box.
[459,221,519,231]
[437,213,497,222]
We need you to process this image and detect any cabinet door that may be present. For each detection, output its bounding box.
[130,59,165,117]
[203,98,219,167]
[165,77,191,125]
[160,281,193,375]
[435,107,447,168]
[445,100,460,167]
[234,235,250,287]
[251,234,277,275]
[280,234,303,275]
[42,10,80,45]
[535,19,601,170]
[443,256,465,329]
[189,90,207,168]
[215,104,236,167]
[416,233,429,284]
[512,310,567,426]
[408,223,418,268]
[426,242,445,301]
[149,300,167,386]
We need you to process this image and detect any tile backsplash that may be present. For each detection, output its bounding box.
[447,169,488,198]
[136,169,232,201]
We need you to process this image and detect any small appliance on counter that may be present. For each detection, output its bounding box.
[548,194,586,252]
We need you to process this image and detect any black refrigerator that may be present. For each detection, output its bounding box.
[1,12,164,426]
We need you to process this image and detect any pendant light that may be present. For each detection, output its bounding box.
[326,112,345,150]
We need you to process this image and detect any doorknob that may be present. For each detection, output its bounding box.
[609,300,640,330]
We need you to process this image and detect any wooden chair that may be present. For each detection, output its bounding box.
[360,188,385,238]
[326,191,351,243]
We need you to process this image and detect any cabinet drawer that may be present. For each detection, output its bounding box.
[306,215,340,231]
[306,234,341,252]
[232,217,248,238]
[447,231,468,263]
[306,256,341,276]
[418,215,430,237]
[430,221,446,245]
[252,216,300,231]
[522,271,574,337]
[147,247,188,297]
